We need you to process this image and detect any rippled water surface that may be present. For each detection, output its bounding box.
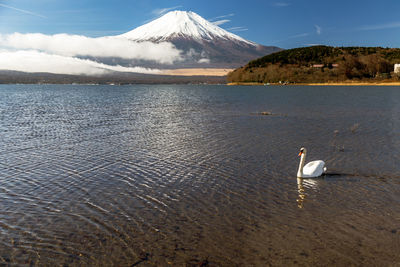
[1,84,400,266]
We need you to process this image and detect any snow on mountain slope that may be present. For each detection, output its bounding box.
[119,11,256,45]
[112,10,282,68]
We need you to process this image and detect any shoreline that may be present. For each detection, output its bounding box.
[227,81,400,86]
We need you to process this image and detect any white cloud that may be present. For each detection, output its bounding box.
[291,33,310,38]
[186,48,200,58]
[0,49,162,75]
[0,3,46,18]
[198,58,210,64]
[272,2,290,7]
[152,6,183,16]
[227,27,248,32]
[212,19,230,26]
[209,14,234,26]
[209,13,234,21]
[0,32,184,76]
[315,25,322,35]
[358,21,400,31]
[0,33,182,64]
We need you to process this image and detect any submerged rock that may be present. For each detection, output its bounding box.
[251,111,273,116]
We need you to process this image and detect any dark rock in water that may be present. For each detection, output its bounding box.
[251,111,273,116]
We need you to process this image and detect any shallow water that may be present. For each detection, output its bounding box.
[0,84,400,266]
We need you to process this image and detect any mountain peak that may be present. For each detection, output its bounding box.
[115,10,281,68]
[119,10,255,45]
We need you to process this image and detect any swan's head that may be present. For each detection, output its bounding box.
[298,147,307,156]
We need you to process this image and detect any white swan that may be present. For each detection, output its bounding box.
[297,147,326,178]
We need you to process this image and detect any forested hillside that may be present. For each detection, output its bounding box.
[228,46,400,83]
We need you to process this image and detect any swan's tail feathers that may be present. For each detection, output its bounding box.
[324,167,327,173]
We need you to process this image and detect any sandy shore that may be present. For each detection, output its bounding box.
[228,82,400,86]
[160,68,233,77]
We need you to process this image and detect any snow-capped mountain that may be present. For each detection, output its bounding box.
[120,11,254,45]
[117,11,281,68]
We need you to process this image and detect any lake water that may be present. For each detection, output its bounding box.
[0,84,400,266]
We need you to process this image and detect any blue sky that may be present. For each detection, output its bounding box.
[0,0,400,48]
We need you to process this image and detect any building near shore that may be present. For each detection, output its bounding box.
[395,64,400,73]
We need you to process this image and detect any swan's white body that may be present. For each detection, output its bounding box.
[297,148,326,178]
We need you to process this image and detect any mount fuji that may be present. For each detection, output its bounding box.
[0,10,281,79]
[115,11,281,68]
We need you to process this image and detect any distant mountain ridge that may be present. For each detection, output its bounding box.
[116,10,281,68]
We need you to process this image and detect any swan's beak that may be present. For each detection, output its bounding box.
[298,151,303,156]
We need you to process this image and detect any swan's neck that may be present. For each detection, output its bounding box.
[297,153,306,178]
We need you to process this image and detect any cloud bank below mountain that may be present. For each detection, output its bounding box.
[0,49,163,75]
[0,33,183,75]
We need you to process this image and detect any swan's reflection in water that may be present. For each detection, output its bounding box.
[297,178,319,208]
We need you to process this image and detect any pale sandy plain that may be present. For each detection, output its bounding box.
[160,68,234,76]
